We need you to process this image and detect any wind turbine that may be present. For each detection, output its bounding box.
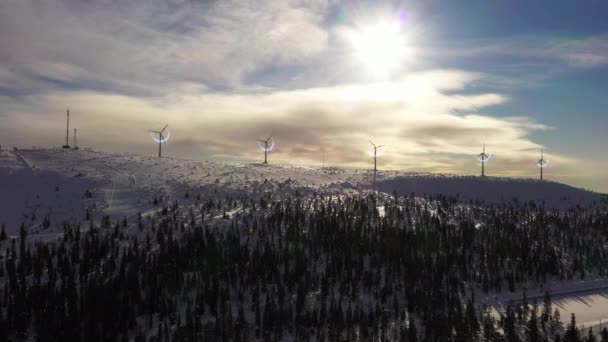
[62,109,71,149]
[73,128,78,150]
[369,140,385,191]
[257,136,275,164]
[537,149,549,181]
[149,124,170,158]
[476,144,492,177]
[319,145,326,169]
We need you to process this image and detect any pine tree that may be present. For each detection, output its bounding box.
[408,316,417,342]
[553,308,562,323]
[482,311,498,341]
[527,308,540,342]
[564,314,579,342]
[522,288,529,322]
[505,304,519,342]
[466,299,480,336]
[587,328,597,342]
[542,291,552,324]
[601,328,608,342]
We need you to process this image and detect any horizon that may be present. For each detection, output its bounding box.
[1,0,607,193]
[11,145,607,196]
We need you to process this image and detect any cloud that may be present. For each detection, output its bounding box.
[1,70,579,178]
[0,1,604,192]
[0,0,329,95]
[423,34,608,79]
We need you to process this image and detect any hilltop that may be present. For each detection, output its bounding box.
[0,147,604,233]
[1,148,608,341]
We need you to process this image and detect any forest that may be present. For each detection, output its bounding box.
[1,190,608,341]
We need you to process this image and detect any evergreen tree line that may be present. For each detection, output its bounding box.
[0,191,607,341]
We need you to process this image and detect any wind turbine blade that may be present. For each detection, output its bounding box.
[149,132,161,143]
[377,145,385,148]
[369,140,376,148]
[149,130,161,134]
[160,124,168,133]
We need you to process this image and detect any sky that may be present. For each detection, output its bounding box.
[1,0,607,193]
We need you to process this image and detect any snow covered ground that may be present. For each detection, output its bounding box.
[378,174,604,209]
[0,149,104,237]
[0,148,368,233]
[480,279,608,330]
[555,291,608,329]
[1,147,604,234]
[1,147,607,329]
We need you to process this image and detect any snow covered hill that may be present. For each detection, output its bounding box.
[377,175,605,209]
[0,148,604,233]
[1,147,608,340]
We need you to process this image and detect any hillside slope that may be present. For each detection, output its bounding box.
[0,148,604,233]
[377,175,604,209]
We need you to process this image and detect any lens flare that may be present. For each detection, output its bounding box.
[368,149,385,158]
[476,153,492,163]
[258,137,276,152]
[150,130,171,143]
[537,160,549,168]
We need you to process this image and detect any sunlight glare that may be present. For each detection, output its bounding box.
[350,20,407,76]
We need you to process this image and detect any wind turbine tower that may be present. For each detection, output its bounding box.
[476,144,492,177]
[537,149,549,180]
[257,136,275,164]
[73,128,78,150]
[62,110,70,149]
[369,140,385,191]
[148,124,170,158]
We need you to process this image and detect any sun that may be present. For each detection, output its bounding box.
[349,20,407,76]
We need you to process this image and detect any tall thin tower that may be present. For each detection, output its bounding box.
[476,144,492,177]
[322,149,325,169]
[321,146,325,170]
[149,125,169,158]
[256,136,275,164]
[537,149,549,180]
[369,140,385,191]
[73,128,78,150]
[481,145,485,177]
[62,110,70,149]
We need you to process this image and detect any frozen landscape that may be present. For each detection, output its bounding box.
[4,0,608,340]
[1,147,607,340]
[1,148,604,234]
